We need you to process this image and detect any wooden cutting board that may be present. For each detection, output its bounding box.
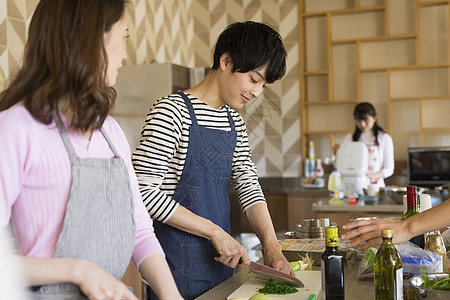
[227,270,322,299]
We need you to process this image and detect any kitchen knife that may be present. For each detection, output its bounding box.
[211,245,243,264]
[212,245,303,287]
[249,261,305,288]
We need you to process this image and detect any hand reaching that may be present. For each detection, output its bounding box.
[341,218,407,250]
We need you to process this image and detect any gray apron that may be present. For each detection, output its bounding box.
[27,113,135,299]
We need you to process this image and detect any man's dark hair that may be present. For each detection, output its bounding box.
[211,21,287,84]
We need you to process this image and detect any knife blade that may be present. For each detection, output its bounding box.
[211,245,303,287]
[249,261,305,288]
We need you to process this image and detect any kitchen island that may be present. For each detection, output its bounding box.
[195,255,374,300]
[312,200,404,234]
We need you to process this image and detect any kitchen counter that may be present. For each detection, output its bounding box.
[230,178,329,234]
[312,200,404,235]
[312,200,404,213]
[194,255,374,300]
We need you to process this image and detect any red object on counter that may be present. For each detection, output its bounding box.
[348,196,357,205]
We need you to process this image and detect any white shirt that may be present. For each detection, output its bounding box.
[342,131,394,187]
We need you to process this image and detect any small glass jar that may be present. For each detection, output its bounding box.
[425,231,447,272]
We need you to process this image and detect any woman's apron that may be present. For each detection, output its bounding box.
[366,144,385,187]
[150,92,237,300]
[27,113,135,299]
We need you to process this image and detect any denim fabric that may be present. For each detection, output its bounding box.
[150,92,237,300]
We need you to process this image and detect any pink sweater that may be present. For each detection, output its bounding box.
[0,103,163,268]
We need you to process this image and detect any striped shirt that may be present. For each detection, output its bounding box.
[132,92,266,223]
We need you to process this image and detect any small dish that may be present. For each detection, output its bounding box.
[360,195,379,205]
[410,273,450,299]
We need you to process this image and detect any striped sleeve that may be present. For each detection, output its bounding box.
[132,95,184,223]
[228,110,266,211]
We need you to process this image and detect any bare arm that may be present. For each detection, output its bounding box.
[341,199,450,250]
[20,256,138,300]
[166,205,249,269]
[244,202,293,275]
[139,253,183,300]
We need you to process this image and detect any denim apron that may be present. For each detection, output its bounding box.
[150,92,237,300]
[27,113,135,299]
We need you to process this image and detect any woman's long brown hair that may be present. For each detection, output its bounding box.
[0,0,128,131]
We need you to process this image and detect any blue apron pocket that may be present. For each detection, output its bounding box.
[179,242,232,298]
[173,183,202,209]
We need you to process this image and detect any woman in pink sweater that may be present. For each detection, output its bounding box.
[0,0,182,299]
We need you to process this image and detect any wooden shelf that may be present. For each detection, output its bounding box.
[304,130,352,135]
[422,127,450,131]
[361,63,449,73]
[389,63,449,71]
[331,33,417,45]
[303,70,328,76]
[302,5,385,18]
[304,100,358,106]
[419,0,449,8]
[391,95,450,101]
[299,0,450,162]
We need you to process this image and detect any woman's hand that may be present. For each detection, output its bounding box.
[210,228,250,269]
[20,257,138,300]
[341,218,408,250]
[367,170,384,181]
[74,260,138,300]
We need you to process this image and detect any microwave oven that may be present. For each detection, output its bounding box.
[408,146,450,187]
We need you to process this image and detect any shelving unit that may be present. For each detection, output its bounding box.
[298,0,450,168]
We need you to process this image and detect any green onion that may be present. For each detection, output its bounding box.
[421,268,450,291]
[257,278,298,295]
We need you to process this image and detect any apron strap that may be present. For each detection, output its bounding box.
[53,111,121,160]
[100,128,121,158]
[178,91,198,126]
[177,91,236,132]
[224,106,235,132]
[53,111,78,163]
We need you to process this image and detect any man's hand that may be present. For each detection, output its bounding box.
[210,228,250,269]
[263,243,294,276]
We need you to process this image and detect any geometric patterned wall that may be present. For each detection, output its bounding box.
[0,0,301,177]
[0,0,40,80]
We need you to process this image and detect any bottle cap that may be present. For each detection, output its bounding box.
[407,186,417,194]
[381,228,394,238]
[325,226,339,247]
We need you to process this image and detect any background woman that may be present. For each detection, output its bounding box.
[0,0,182,299]
[334,102,394,188]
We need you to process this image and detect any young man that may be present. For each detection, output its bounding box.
[132,21,291,299]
